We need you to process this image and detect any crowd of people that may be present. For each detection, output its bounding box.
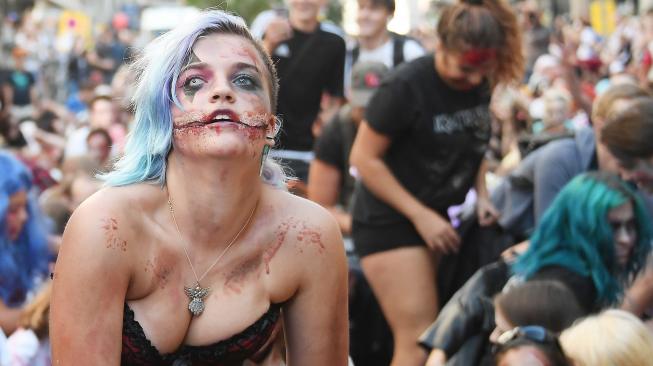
[1,0,653,365]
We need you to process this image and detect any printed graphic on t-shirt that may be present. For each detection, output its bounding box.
[433,105,491,135]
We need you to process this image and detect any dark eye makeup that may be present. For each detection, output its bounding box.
[233,73,261,91]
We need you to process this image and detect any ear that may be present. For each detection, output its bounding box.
[433,36,443,52]
[265,115,281,146]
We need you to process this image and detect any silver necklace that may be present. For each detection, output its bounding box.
[167,193,258,316]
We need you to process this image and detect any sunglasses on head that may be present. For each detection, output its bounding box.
[492,325,563,355]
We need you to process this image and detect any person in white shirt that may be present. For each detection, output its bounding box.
[346,0,425,86]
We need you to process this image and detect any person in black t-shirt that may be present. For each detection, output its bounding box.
[348,1,524,365]
[2,47,38,122]
[309,61,392,366]
[259,0,346,185]
[308,61,389,236]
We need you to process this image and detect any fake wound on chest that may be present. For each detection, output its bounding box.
[432,105,491,134]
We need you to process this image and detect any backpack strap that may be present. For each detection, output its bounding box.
[336,105,357,207]
[351,44,360,66]
[392,34,405,67]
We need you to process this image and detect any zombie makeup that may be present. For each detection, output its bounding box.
[178,54,212,103]
[608,201,637,266]
[462,48,497,67]
[173,110,271,130]
[170,33,276,157]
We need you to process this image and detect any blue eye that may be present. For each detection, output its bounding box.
[233,74,260,90]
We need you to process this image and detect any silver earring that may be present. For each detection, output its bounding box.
[260,145,270,176]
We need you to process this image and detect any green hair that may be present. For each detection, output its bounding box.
[513,172,652,305]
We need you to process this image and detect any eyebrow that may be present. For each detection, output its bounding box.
[233,62,262,75]
[180,61,209,75]
[179,61,263,77]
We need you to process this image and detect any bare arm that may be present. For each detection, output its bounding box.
[283,209,348,365]
[349,122,459,252]
[50,194,131,365]
[307,160,351,234]
[0,300,22,335]
[426,349,447,366]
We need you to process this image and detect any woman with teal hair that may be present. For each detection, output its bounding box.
[421,171,652,366]
[0,151,51,335]
[513,171,652,308]
[50,9,348,365]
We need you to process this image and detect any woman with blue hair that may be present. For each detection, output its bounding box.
[512,171,652,308]
[50,10,348,365]
[421,171,652,366]
[0,152,50,335]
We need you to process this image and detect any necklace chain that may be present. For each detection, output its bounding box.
[166,192,258,286]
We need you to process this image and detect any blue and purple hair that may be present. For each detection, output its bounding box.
[0,152,50,307]
[101,10,284,188]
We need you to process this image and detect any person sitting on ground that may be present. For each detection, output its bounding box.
[423,278,583,366]
[492,82,650,241]
[494,326,571,366]
[421,172,653,366]
[489,280,584,343]
[600,96,653,324]
[601,96,653,194]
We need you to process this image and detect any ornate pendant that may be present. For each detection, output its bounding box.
[184,283,210,316]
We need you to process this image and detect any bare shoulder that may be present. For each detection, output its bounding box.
[60,183,162,268]
[269,188,340,231]
[51,183,161,363]
[264,188,344,267]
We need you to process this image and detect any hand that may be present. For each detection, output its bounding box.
[425,348,447,366]
[476,197,500,227]
[263,17,292,53]
[500,240,530,262]
[412,208,460,254]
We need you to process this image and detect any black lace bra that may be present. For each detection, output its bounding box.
[121,303,282,365]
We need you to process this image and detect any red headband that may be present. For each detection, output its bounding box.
[462,48,497,66]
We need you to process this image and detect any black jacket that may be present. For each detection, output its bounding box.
[419,261,509,365]
[419,261,597,366]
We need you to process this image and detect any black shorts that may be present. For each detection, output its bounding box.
[352,219,426,258]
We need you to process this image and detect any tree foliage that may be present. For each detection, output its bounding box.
[185,0,271,25]
[185,0,343,26]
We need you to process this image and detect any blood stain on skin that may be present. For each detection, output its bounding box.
[224,254,263,294]
[101,218,127,251]
[263,221,290,274]
[145,258,172,290]
[297,223,325,253]
[231,45,258,65]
